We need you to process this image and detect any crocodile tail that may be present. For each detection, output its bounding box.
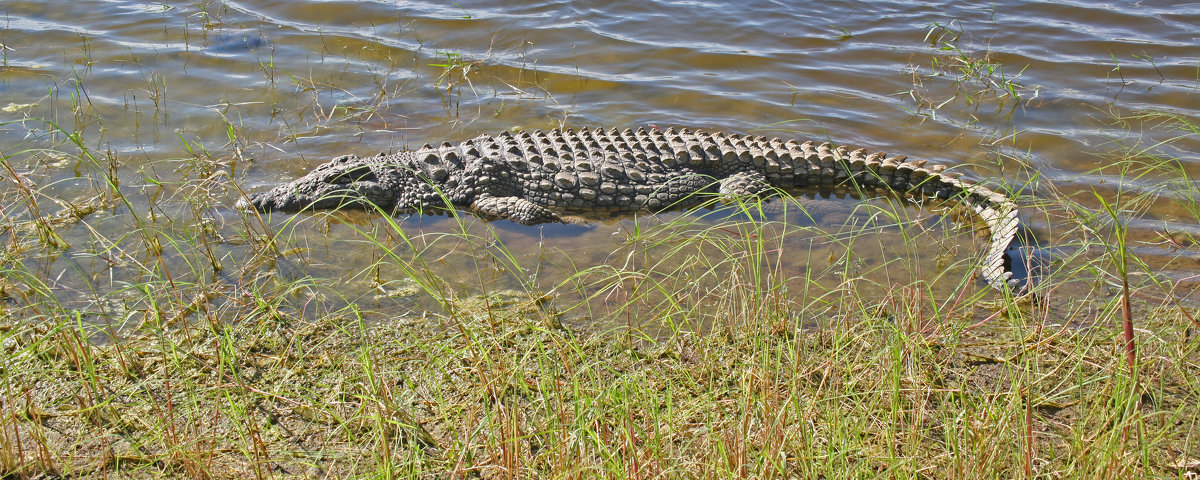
[832,151,1029,294]
[635,129,1031,295]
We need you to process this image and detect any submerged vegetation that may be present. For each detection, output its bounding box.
[1,2,1199,479]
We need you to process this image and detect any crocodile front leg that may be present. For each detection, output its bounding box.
[471,194,563,225]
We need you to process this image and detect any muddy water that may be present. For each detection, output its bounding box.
[2,0,1197,324]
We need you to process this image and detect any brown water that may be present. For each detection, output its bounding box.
[2,0,1198,324]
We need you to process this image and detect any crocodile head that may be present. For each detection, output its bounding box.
[237,154,441,214]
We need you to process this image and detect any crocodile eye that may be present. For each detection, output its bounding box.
[329,165,377,184]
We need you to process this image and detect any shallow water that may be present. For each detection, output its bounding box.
[2,0,1198,324]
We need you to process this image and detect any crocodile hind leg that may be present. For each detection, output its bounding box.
[471,194,563,225]
[718,171,771,198]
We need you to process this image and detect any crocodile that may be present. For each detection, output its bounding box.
[238,127,1031,293]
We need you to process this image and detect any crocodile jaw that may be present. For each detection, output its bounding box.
[237,156,407,213]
